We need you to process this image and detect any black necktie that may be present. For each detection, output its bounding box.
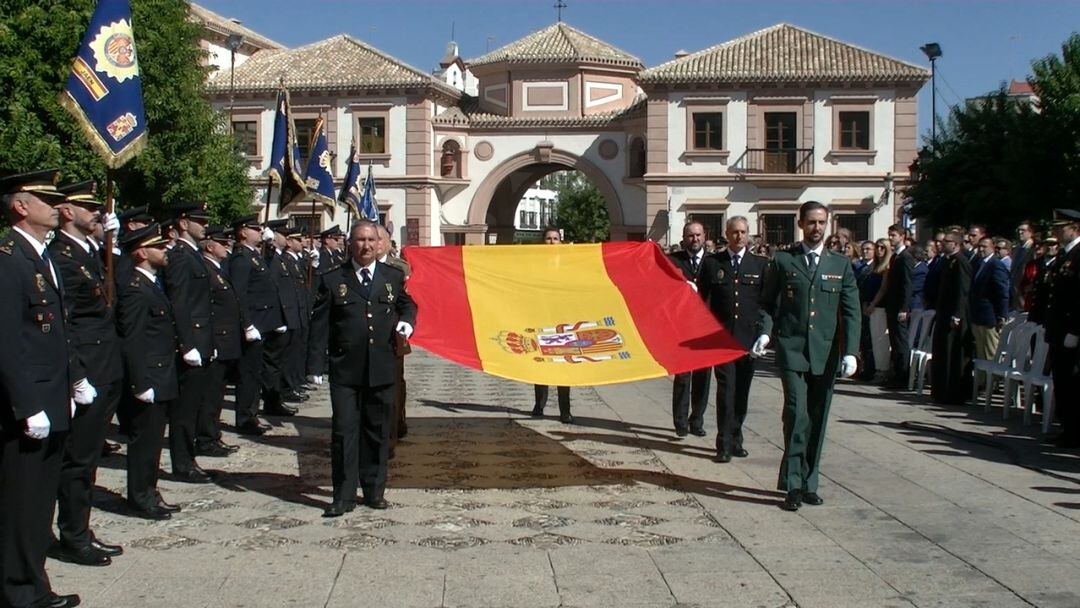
[40,249,58,288]
[732,253,741,275]
[807,251,818,276]
[360,267,371,287]
[154,276,164,291]
[690,255,699,275]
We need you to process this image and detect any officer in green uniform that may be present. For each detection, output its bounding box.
[754,201,860,512]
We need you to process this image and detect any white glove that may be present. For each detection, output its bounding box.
[685,280,698,293]
[244,325,262,342]
[396,321,413,339]
[308,249,320,268]
[1065,334,1079,349]
[260,227,274,243]
[73,378,97,405]
[274,325,288,334]
[70,398,76,417]
[306,375,324,386]
[24,411,51,440]
[182,348,203,367]
[840,355,858,378]
[750,335,770,358]
[134,388,155,404]
[102,212,120,235]
[212,349,218,362]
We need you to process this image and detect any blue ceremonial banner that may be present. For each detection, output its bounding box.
[266,85,306,207]
[303,118,336,212]
[339,144,362,218]
[61,0,147,168]
[359,164,379,222]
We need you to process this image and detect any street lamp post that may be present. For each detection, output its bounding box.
[226,34,244,132]
[920,42,942,149]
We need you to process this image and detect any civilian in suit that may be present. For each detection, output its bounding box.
[882,224,915,388]
[668,221,712,437]
[377,225,412,450]
[195,228,242,458]
[965,224,987,264]
[0,170,81,608]
[969,237,1011,364]
[161,205,215,483]
[755,202,861,512]
[227,216,280,436]
[855,240,880,380]
[1045,210,1080,449]
[923,232,946,309]
[47,182,124,567]
[909,244,928,312]
[931,231,973,405]
[116,224,181,522]
[531,228,574,423]
[1010,221,1035,311]
[697,217,766,462]
[309,221,417,516]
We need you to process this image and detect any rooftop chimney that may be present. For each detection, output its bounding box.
[674,49,690,59]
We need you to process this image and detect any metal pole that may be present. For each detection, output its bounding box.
[104,172,115,303]
[229,48,237,133]
[930,58,937,148]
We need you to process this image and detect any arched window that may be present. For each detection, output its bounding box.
[628,138,646,178]
[440,140,462,178]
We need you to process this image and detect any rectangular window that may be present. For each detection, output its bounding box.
[692,112,723,150]
[519,210,527,227]
[232,120,258,156]
[836,213,871,242]
[291,215,322,235]
[293,118,318,161]
[528,211,538,228]
[359,117,386,154]
[761,213,796,246]
[688,213,724,243]
[838,111,870,150]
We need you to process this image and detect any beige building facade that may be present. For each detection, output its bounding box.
[199,6,928,247]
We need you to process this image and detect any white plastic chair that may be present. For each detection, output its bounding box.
[973,320,1034,410]
[907,310,937,393]
[1001,325,1046,420]
[1006,328,1056,430]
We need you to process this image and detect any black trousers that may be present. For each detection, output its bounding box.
[2,429,65,608]
[329,382,394,504]
[196,359,232,445]
[715,356,755,454]
[1050,342,1080,441]
[236,339,265,427]
[261,330,291,409]
[285,326,309,393]
[886,309,910,380]
[672,368,711,432]
[126,400,168,509]
[57,380,121,548]
[534,385,570,418]
[388,357,407,451]
[170,364,207,472]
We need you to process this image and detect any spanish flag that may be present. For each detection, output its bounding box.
[402,242,746,386]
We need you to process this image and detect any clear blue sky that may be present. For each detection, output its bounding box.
[197,0,1080,139]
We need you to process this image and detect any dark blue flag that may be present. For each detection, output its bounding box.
[359,164,379,222]
[303,117,336,214]
[61,0,147,168]
[267,86,306,207]
[339,143,362,219]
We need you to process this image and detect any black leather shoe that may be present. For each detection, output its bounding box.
[101,441,122,457]
[47,543,111,567]
[364,496,389,510]
[802,492,824,506]
[129,503,171,521]
[559,414,574,424]
[264,403,298,416]
[733,448,750,458]
[196,440,238,457]
[713,451,732,463]
[690,428,707,437]
[322,501,356,518]
[89,537,123,557]
[282,391,309,403]
[173,467,213,484]
[530,407,544,418]
[30,592,81,608]
[780,490,802,512]
[236,421,268,436]
[155,495,181,513]
[675,427,688,437]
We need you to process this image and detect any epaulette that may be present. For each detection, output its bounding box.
[324,263,343,274]
[0,238,13,256]
[59,244,75,259]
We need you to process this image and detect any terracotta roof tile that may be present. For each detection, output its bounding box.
[207,34,461,97]
[641,24,928,85]
[468,23,642,69]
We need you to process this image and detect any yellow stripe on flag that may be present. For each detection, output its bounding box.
[463,244,667,386]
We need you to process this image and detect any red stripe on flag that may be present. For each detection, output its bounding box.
[402,246,482,371]
[602,242,745,374]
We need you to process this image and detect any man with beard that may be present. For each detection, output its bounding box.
[668,221,711,437]
[930,230,973,405]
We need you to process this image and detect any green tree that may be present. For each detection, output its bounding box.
[542,171,610,242]
[0,0,252,223]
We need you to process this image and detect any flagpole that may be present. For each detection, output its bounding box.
[307,114,323,287]
[104,171,115,303]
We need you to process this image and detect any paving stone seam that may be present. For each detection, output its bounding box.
[322,551,347,608]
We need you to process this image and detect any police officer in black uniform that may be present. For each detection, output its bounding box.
[113,205,152,288]
[309,221,416,517]
[227,216,280,435]
[195,227,242,457]
[262,219,301,415]
[161,204,215,482]
[0,169,81,608]
[1046,209,1080,449]
[698,216,767,462]
[669,221,711,436]
[117,224,181,521]
[47,181,125,567]
[284,227,315,401]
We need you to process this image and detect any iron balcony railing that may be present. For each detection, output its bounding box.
[733,147,814,175]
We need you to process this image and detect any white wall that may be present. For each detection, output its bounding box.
[666,91,748,174]
[813,89,896,175]
[205,41,253,70]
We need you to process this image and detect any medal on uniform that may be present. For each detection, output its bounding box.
[80,266,94,281]
[717,269,725,281]
[385,283,395,302]
[34,273,46,292]
[338,284,348,297]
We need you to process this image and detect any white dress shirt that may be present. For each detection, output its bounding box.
[13,226,58,286]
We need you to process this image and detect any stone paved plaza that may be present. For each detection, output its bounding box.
[48,351,1080,607]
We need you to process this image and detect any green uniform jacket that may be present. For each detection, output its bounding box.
[758,247,861,375]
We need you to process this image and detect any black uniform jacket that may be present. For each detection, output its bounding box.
[308,260,417,388]
[699,249,768,349]
[934,253,972,325]
[49,231,123,387]
[0,231,73,432]
[1045,243,1080,341]
[205,258,245,362]
[227,244,284,332]
[117,270,179,401]
[163,239,213,359]
[284,251,312,328]
[267,249,302,330]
